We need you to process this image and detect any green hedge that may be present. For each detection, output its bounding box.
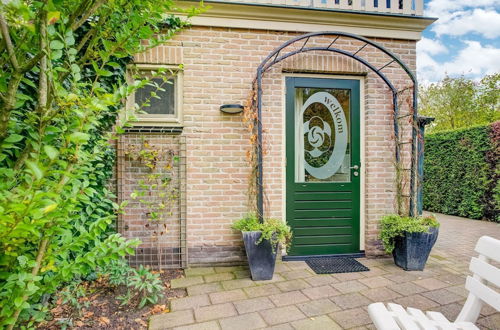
[423,122,499,222]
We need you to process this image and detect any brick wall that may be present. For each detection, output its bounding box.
[122,26,416,265]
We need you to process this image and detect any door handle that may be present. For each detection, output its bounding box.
[350,165,360,170]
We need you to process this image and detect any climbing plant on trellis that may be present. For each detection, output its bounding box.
[393,85,417,216]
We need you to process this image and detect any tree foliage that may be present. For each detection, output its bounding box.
[419,74,500,133]
[0,0,197,328]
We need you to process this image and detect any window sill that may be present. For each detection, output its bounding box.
[131,117,183,127]
[124,125,183,134]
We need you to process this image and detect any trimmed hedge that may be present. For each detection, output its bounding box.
[423,122,499,222]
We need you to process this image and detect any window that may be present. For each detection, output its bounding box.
[136,77,175,115]
[126,65,183,126]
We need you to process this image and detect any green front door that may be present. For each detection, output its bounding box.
[286,77,361,256]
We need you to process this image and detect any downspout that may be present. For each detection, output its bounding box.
[409,85,418,217]
[416,116,435,215]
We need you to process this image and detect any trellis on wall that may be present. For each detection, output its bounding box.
[116,131,187,269]
[245,31,430,221]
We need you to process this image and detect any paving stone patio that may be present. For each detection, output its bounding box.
[150,213,500,330]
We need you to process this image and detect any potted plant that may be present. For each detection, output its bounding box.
[232,214,292,281]
[380,214,440,271]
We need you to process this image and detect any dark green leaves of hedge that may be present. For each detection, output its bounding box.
[423,122,499,221]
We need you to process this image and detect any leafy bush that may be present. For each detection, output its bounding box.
[100,258,131,287]
[423,123,499,221]
[100,259,164,308]
[380,214,440,253]
[56,280,90,327]
[485,121,500,221]
[0,1,198,328]
[232,214,292,251]
[122,266,165,308]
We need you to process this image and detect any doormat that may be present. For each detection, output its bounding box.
[305,257,369,274]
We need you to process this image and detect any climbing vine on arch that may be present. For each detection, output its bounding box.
[393,85,417,217]
[243,81,260,214]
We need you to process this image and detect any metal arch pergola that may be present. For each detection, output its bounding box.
[254,31,419,221]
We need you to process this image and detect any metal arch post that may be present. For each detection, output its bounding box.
[393,92,400,163]
[256,69,264,223]
[254,31,419,221]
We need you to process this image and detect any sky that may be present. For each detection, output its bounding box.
[417,0,500,85]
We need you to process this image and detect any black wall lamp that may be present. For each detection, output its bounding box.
[220,104,244,114]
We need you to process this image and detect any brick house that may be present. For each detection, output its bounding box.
[116,0,435,268]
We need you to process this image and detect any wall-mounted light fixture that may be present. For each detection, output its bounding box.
[220,104,244,114]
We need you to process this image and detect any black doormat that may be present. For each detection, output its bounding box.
[306,257,369,274]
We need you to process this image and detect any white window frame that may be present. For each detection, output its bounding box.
[126,64,183,127]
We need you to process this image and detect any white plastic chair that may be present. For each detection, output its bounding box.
[368,236,500,330]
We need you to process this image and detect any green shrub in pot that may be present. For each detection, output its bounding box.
[232,214,292,252]
[232,214,292,280]
[380,214,440,271]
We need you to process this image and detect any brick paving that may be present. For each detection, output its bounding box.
[150,213,500,329]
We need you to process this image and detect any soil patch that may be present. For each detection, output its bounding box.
[39,269,186,329]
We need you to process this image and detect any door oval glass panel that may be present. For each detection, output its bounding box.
[295,88,351,183]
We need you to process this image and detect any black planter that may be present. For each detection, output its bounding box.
[242,231,278,281]
[392,227,439,271]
